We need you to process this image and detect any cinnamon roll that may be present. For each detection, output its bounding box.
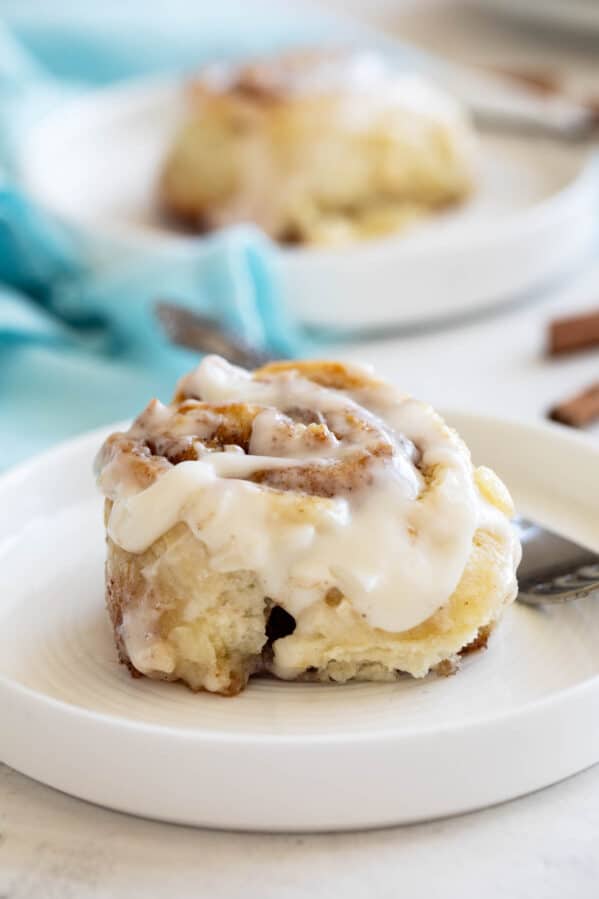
[96,357,520,695]
[159,51,476,246]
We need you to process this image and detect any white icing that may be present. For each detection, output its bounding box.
[100,356,509,634]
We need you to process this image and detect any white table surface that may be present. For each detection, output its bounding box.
[2,2,599,896]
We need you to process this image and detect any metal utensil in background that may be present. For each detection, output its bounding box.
[365,26,598,141]
[445,65,596,141]
[155,301,279,369]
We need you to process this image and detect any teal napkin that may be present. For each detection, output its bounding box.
[0,4,342,469]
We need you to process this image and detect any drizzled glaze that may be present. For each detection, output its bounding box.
[97,356,511,633]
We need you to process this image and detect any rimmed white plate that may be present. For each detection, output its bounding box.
[19,78,598,331]
[1,412,599,831]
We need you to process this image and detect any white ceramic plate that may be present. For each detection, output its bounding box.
[19,79,598,331]
[1,413,599,831]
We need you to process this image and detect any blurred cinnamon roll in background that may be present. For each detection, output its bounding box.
[159,50,476,246]
[96,357,520,695]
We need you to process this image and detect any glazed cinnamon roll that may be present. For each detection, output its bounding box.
[160,50,476,246]
[96,357,520,695]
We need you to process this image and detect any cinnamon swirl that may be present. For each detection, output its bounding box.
[95,356,520,695]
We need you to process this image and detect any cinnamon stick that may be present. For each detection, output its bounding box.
[490,65,562,96]
[548,309,599,357]
[548,382,599,428]
[583,96,599,127]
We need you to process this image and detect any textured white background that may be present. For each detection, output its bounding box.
[2,2,599,896]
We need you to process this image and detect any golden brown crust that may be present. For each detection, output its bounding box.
[459,623,493,656]
[255,360,385,392]
[104,502,143,671]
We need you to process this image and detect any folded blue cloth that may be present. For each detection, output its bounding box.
[0,5,342,469]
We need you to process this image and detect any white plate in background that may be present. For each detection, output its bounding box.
[1,413,599,831]
[18,78,599,332]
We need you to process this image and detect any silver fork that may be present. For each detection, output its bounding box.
[155,302,599,608]
[515,518,599,606]
[155,302,276,369]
